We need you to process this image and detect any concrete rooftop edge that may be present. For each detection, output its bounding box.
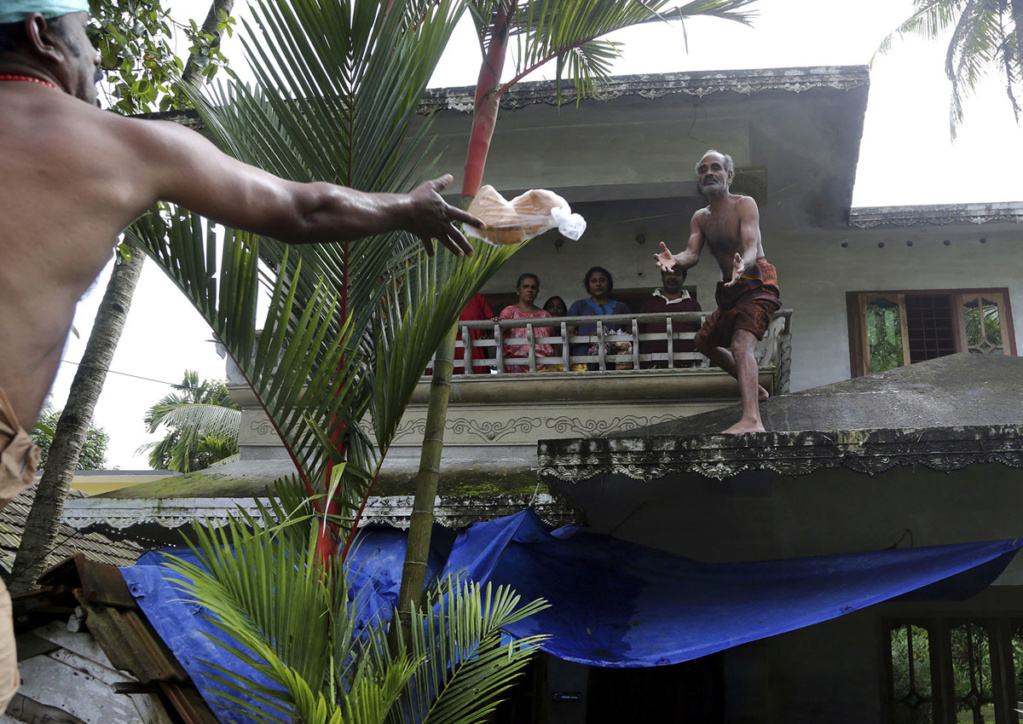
[143,65,870,126]
[419,66,871,111]
[849,202,1023,228]
[62,493,576,534]
[537,424,1023,482]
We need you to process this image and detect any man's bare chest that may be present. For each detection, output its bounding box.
[700,214,742,250]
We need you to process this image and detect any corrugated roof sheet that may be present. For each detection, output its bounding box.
[13,553,218,724]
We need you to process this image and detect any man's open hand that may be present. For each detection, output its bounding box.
[724,252,744,287]
[407,175,484,257]
[654,242,677,272]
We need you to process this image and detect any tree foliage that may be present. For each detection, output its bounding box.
[878,0,1023,137]
[122,0,759,716]
[458,0,757,197]
[168,478,548,724]
[88,0,235,114]
[122,0,544,714]
[141,370,241,472]
[31,404,108,472]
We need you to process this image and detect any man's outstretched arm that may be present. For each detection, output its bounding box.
[654,212,705,272]
[128,116,482,256]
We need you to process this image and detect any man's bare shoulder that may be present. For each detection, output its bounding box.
[691,206,713,224]
[731,193,759,212]
[0,92,182,250]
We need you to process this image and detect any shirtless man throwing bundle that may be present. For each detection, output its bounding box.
[655,150,781,433]
[0,1,482,709]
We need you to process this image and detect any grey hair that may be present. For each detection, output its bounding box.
[695,150,734,176]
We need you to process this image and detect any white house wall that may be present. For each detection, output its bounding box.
[478,207,1023,392]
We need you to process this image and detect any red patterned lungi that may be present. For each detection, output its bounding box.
[695,258,781,349]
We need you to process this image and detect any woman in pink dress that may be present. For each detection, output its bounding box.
[499,273,555,372]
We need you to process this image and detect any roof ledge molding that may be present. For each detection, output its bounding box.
[850,202,1023,229]
[538,425,1023,483]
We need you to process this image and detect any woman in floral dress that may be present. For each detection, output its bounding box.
[499,273,555,372]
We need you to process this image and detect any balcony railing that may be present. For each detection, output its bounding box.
[440,309,793,379]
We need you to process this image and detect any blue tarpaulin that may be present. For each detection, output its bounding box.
[121,510,1022,719]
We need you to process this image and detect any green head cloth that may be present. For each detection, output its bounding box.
[0,0,89,25]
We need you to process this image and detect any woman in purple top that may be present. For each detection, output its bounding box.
[567,266,631,368]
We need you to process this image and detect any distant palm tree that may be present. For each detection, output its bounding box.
[140,370,241,472]
[879,0,1023,136]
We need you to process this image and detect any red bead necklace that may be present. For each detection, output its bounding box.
[0,74,58,90]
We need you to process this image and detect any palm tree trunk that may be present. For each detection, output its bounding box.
[396,324,457,634]
[461,2,514,200]
[8,250,145,593]
[398,1,514,624]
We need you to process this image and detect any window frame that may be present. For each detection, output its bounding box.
[883,615,1020,724]
[846,288,1017,378]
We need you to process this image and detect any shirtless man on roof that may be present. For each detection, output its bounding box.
[655,149,782,434]
[0,1,481,709]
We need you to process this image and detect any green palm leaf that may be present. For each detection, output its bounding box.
[131,0,562,717]
[876,0,1022,136]
[489,0,757,96]
[165,478,547,723]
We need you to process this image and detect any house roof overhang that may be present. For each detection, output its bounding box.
[849,202,1023,229]
[418,66,871,231]
[12,553,218,723]
[62,457,576,545]
[538,354,1023,482]
[146,65,870,232]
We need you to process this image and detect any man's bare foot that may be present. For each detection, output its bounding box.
[758,385,769,402]
[723,419,766,434]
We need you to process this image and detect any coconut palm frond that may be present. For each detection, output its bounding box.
[167,495,341,719]
[945,0,1017,133]
[876,0,1021,135]
[369,240,520,452]
[552,39,621,103]
[165,477,546,723]
[145,403,241,439]
[382,577,550,724]
[127,215,363,487]
[508,0,755,94]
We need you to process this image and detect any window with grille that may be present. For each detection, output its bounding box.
[847,290,1016,377]
[886,618,1023,723]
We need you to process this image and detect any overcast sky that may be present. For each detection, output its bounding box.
[52,0,1023,469]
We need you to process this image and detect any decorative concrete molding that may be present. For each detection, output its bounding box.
[360,494,575,530]
[62,497,269,532]
[390,417,427,443]
[447,416,545,443]
[64,494,576,535]
[849,203,1023,229]
[543,414,677,437]
[537,425,1023,483]
[420,67,869,113]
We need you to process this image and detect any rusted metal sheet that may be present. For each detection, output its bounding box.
[77,599,186,684]
[13,553,218,723]
[159,681,221,724]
